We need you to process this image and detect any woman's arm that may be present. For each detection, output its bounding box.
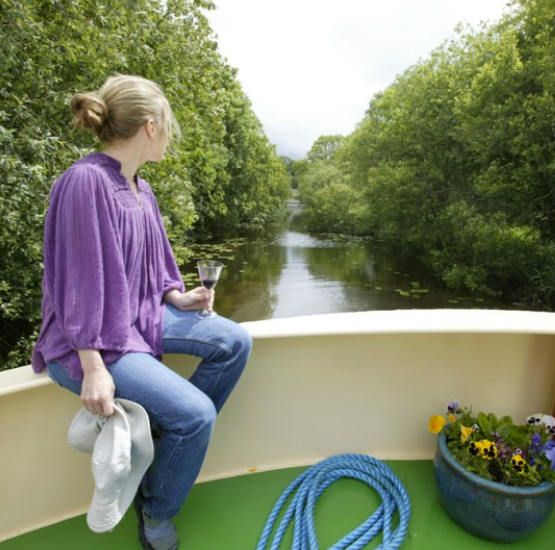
[47,165,130,351]
[78,349,107,373]
[46,165,129,417]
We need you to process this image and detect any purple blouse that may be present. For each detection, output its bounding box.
[31,152,185,381]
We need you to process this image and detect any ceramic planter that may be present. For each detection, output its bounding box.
[434,431,555,542]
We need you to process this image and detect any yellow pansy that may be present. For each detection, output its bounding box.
[511,453,527,473]
[478,440,498,460]
[460,425,473,443]
[448,414,457,423]
[470,439,498,460]
[428,415,447,434]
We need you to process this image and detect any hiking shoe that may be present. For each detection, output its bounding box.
[133,490,179,550]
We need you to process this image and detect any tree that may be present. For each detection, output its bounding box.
[297,0,555,309]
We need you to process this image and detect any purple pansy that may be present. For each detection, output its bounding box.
[447,400,460,414]
[530,432,543,454]
[544,439,555,470]
[493,433,511,460]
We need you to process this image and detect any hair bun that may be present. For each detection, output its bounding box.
[70,92,108,133]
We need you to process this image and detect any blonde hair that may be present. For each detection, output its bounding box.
[69,74,180,145]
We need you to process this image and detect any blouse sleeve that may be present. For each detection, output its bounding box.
[147,186,186,296]
[46,164,130,350]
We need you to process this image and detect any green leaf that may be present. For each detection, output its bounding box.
[478,413,493,436]
[487,413,498,429]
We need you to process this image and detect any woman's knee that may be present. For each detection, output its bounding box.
[196,393,217,427]
[173,391,217,436]
[233,325,253,358]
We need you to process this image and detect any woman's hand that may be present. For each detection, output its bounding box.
[166,287,215,312]
[78,350,116,416]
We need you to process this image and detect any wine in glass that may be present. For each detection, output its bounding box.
[196,260,224,318]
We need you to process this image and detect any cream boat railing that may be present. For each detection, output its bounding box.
[1,309,555,542]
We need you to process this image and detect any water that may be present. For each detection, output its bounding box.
[183,205,517,322]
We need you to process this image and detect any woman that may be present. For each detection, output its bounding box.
[31,74,253,550]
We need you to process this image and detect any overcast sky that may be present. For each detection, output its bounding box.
[205,0,512,160]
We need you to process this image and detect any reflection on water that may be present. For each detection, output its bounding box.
[272,232,348,318]
[183,226,518,323]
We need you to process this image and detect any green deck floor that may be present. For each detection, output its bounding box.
[2,461,554,549]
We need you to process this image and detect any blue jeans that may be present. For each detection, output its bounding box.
[46,304,253,520]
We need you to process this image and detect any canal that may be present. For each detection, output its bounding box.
[182,199,518,322]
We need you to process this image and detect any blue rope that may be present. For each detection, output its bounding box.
[256,454,411,550]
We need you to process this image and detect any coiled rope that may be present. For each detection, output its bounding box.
[256,454,411,550]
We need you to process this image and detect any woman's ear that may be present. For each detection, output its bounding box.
[145,119,155,139]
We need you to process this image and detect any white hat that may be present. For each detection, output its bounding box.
[67,398,154,533]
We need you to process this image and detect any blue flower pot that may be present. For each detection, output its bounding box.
[434,431,555,542]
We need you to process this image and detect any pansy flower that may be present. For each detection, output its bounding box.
[529,432,543,455]
[511,452,528,474]
[469,440,497,460]
[478,440,498,460]
[460,425,473,443]
[544,439,555,471]
[492,433,510,460]
[527,414,555,433]
[428,415,446,434]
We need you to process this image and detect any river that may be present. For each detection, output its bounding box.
[181,199,519,322]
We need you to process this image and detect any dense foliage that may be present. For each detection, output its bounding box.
[295,0,554,309]
[0,0,290,371]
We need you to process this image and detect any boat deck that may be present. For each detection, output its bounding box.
[1,460,553,549]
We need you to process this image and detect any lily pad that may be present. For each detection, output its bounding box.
[395,289,411,297]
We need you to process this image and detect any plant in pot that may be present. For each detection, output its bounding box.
[428,401,555,542]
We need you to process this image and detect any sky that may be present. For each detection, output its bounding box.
[204,0,513,160]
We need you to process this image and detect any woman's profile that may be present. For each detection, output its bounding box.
[31,73,253,550]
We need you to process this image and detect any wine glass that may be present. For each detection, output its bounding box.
[196,260,224,318]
